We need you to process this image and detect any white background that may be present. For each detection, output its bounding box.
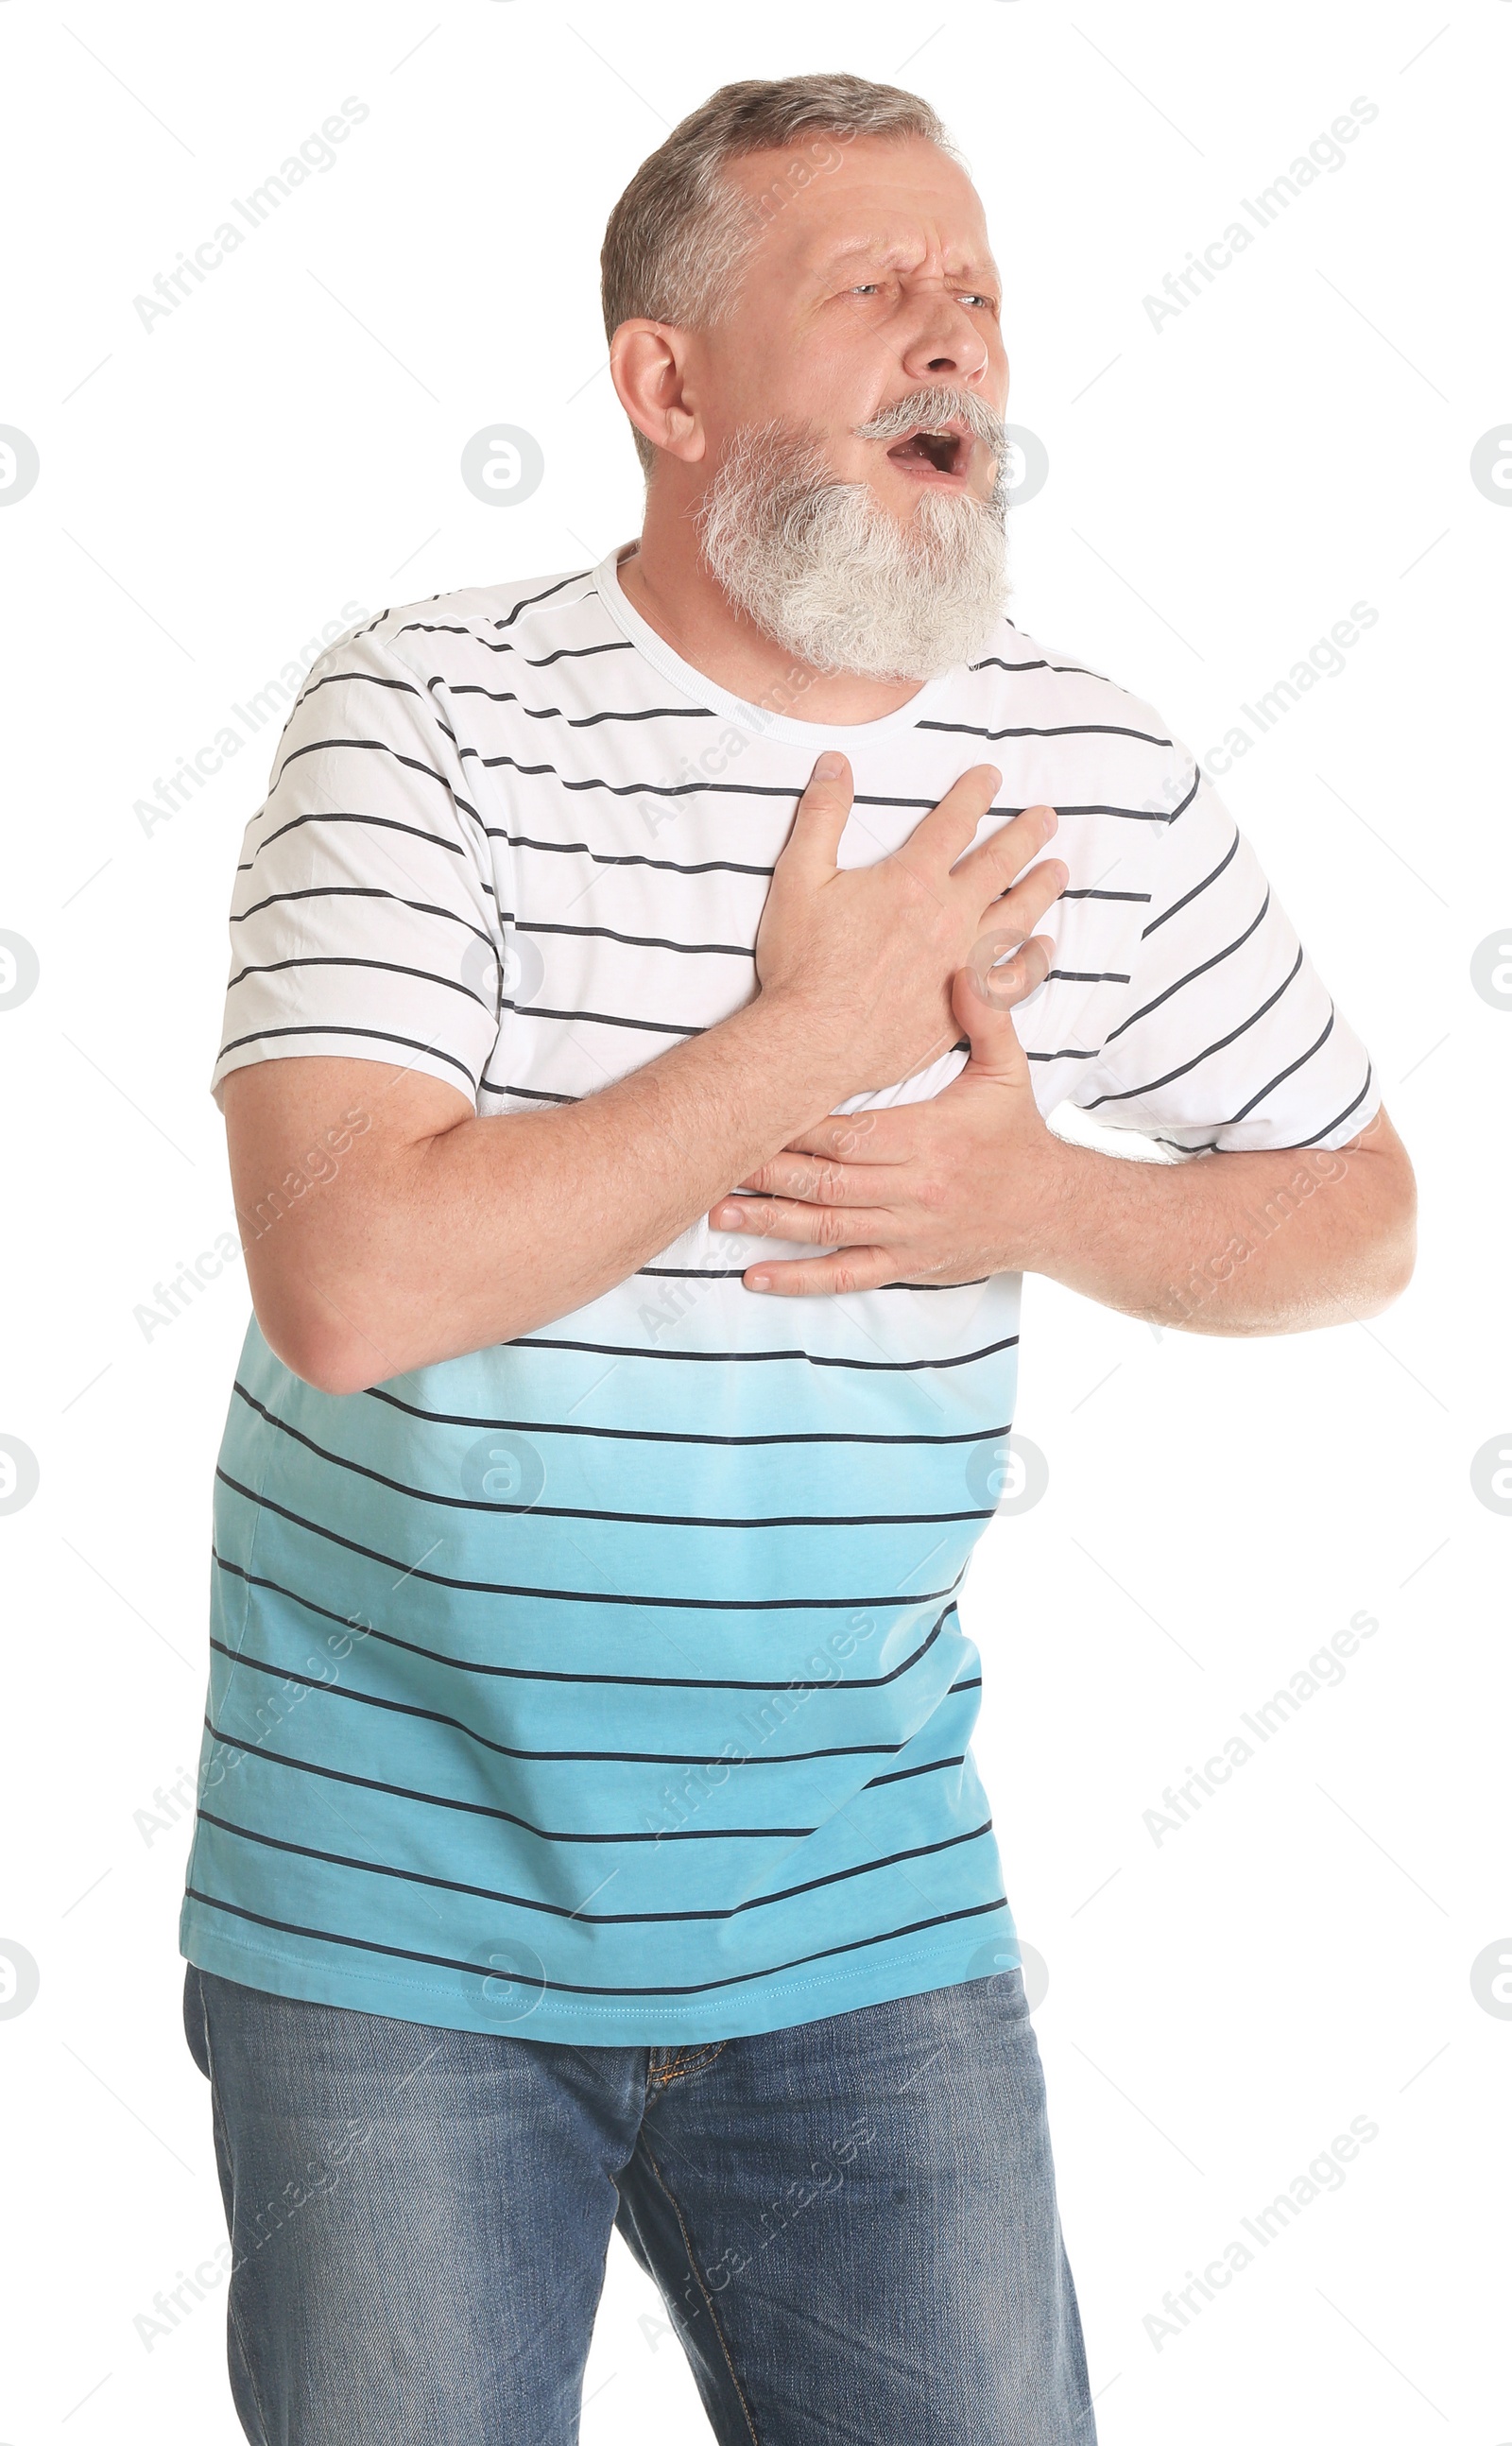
[1,1,1507,2438]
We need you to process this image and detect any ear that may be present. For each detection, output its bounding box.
[609,320,707,467]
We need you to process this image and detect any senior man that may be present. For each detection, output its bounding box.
[181,71,1415,2446]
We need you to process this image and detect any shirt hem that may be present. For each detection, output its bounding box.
[179,1905,1020,2047]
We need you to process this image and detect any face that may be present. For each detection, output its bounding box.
[691,132,1009,519]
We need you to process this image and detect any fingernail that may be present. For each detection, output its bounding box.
[813,752,845,781]
[748,1273,772,1292]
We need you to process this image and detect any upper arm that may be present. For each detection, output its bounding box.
[210,623,505,1381]
[222,1055,472,1386]
[212,623,506,1115]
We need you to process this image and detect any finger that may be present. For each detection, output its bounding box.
[745,1249,901,1297]
[953,801,1060,901]
[709,1196,897,1246]
[728,1153,874,1204]
[983,853,1068,941]
[773,750,854,886]
[895,765,1004,877]
[952,935,1055,1077]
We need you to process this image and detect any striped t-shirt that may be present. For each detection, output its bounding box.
[180,544,1378,2044]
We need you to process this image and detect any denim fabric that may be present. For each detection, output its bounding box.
[185,1963,1094,2444]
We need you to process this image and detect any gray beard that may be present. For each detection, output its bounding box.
[696,409,1010,683]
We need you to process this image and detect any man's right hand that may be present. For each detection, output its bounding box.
[222,755,1067,1391]
[756,752,1067,1096]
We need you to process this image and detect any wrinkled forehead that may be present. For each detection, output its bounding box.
[723,132,1000,294]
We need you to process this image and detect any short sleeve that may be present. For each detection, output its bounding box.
[211,626,504,1111]
[1064,744,1379,1155]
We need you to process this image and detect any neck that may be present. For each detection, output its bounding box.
[615,476,927,728]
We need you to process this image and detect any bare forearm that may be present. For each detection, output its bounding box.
[249,993,845,1392]
[1026,1113,1416,1335]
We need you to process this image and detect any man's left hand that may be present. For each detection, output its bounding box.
[709,955,1069,1295]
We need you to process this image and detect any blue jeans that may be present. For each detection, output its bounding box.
[184,1965,1094,2444]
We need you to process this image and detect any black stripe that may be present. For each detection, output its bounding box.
[1105,892,1271,1043]
[246,808,472,870]
[1045,967,1130,985]
[967,654,1108,680]
[294,667,424,708]
[501,1329,1020,1373]
[181,1884,1008,2000]
[483,1079,579,1104]
[232,885,493,946]
[226,952,493,1006]
[490,572,593,629]
[208,1635,907,1766]
[194,1803,989,1916]
[198,1724,809,1845]
[469,753,1183,822]
[1061,887,1151,904]
[509,832,774,879]
[507,1000,703,1040]
[1297,1063,1373,1146]
[213,1470,969,1610]
[213,1549,961,1689]
[1141,827,1240,938]
[270,736,481,823]
[439,685,718,728]
[520,917,755,959]
[521,639,634,666]
[1080,947,1305,1111]
[361,1384,1012,1449]
[866,1751,967,1789]
[1223,1008,1335,1126]
[230,1381,995,1531]
[215,1025,477,1086]
[916,718,1172,747]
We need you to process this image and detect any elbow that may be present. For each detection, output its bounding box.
[1350,1165,1418,1321]
[253,1294,386,1400]
[1363,1211,1418,1318]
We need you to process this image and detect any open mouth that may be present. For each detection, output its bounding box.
[886,423,969,476]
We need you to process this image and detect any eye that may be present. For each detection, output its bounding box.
[850,283,882,296]
[957,291,993,309]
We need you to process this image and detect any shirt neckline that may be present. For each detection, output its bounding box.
[592,542,955,746]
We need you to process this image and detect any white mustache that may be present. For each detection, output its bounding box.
[852,388,1006,456]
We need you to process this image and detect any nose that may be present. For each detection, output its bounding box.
[899,294,991,388]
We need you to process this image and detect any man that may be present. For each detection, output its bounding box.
[181,72,1415,2446]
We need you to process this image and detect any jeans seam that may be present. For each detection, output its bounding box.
[652,2040,729,2089]
[640,2136,760,2446]
[198,1979,275,2446]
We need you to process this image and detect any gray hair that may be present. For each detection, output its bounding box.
[600,75,959,476]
